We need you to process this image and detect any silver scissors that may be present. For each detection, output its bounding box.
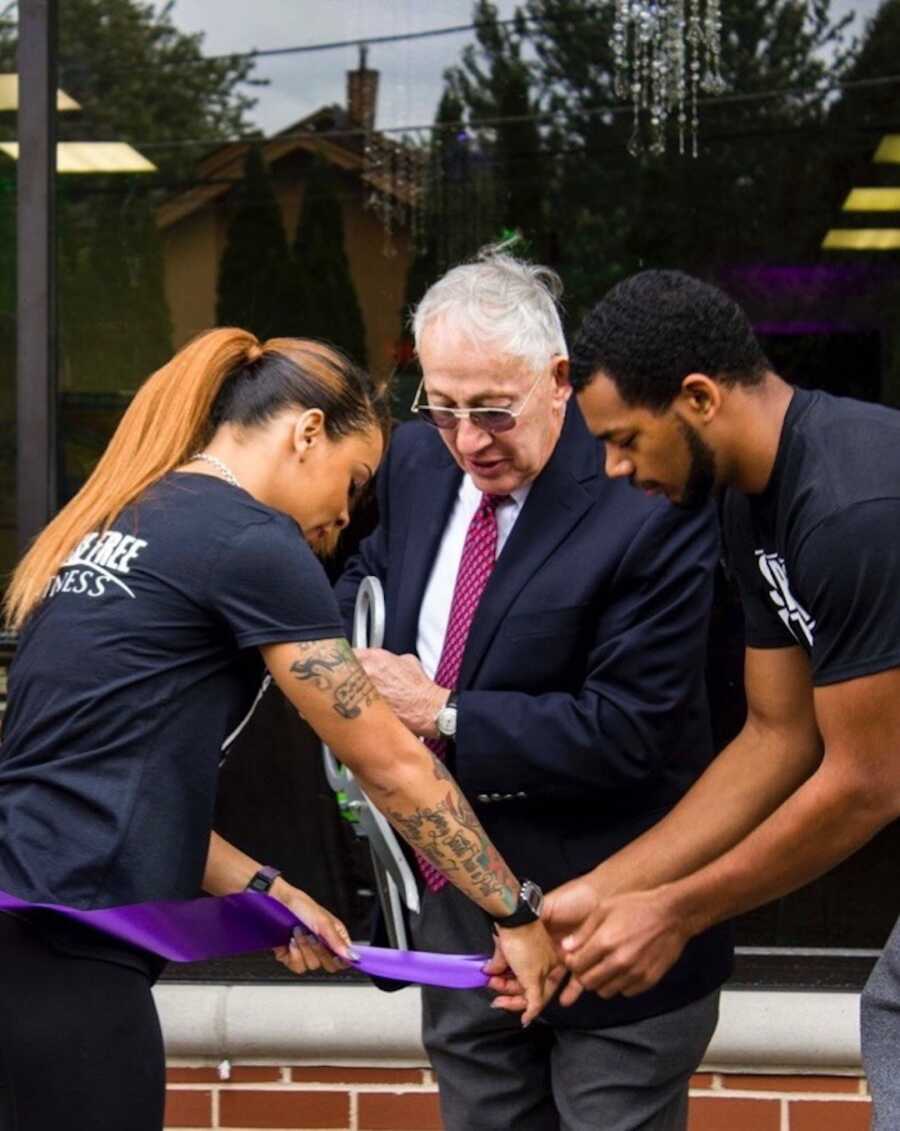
[322,576,420,949]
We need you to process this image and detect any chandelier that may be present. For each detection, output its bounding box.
[612,0,725,158]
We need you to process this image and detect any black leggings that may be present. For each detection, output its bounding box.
[0,914,165,1131]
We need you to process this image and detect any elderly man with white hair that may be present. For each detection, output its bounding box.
[336,248,732,1131]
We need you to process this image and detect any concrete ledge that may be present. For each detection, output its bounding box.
[154,984,862,1071]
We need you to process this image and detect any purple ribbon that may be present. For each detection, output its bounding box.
[0,888,490,990]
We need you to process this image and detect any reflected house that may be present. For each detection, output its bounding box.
[156,53,415,384]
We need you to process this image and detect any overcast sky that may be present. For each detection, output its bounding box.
[158,0,883,138]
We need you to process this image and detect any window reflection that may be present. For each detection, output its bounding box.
[4,0,899,970]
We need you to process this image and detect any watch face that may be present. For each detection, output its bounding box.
[437,705,457,737]
[522,880,544,916]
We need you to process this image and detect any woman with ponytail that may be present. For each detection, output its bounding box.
[0,329,560,1131]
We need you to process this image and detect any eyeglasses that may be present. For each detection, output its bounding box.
[410,369,547,434]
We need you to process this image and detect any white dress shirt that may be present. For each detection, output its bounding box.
[417,475,532,681]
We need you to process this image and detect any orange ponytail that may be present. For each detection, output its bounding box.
[4,327,258,630]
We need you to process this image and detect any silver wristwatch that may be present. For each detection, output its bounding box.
[435,690,458,739]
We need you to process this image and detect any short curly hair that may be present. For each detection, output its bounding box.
[570,270,769,410]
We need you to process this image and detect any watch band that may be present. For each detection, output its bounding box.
[246,865,281,894]
[492,879,544,929]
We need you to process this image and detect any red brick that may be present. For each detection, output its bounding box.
[291,1066,425,1085]
[223,1066,284,1083]
[166,1067,220,1084]
[790,1099,872,1131]
[359,1091,443,1130]
[689,1096,780,1131]
[722,1074,861,1094]
[219,1089,349,1128]
[167,1065,283,1084]
[164,1089,212,1128]
[690,1074,716,1090]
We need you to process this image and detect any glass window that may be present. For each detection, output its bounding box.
[5,0,898,987]
[0,22,16,588]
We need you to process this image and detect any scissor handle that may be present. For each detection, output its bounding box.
[323,577,386,789]
[352,575,385,651]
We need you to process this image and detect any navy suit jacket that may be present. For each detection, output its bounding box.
[336,403,733,1027]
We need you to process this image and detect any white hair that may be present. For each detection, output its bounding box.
[411,243,567,370]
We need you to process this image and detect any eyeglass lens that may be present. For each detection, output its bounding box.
[418,407,517,434]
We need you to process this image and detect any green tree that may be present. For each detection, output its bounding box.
[450,2,546,256]
[289,157,367,367]
[0,0,261,535]
[0,0,258,183]
[445,0,852,323]
[0,0,259,383]
[216,145,292,341]
[826,0,900,405]
[406,86,465,310]
[830,0,900,129]
[399,83,500,414]
[828,1,900,181]
[60,190,172,394]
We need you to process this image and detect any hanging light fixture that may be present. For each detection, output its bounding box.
[612,0,725,158]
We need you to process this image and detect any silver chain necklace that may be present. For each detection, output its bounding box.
[190,452,242,490]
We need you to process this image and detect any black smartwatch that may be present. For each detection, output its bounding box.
[246,865,281,894]
[493,879,544,929]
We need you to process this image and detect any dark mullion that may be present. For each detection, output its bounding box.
[16,0,58,555]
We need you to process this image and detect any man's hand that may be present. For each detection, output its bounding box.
[543,872,608,942]
[355,647,448,738]
[558,886,689,1004]
[538,871,613,1005]
[486,873,615,1010]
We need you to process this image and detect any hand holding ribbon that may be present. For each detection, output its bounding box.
[0,888,491,990]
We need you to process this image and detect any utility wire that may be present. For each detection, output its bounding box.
[144,5,856,66]
[123,70,900,153]
[206,20,515,61]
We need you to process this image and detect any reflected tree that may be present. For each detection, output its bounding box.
[289,157,367,367]
[216,145,292,342]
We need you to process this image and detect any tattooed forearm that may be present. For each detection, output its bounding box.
[385,757,518,913]
[289,638,379,720]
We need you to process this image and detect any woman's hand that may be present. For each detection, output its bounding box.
[485,920,566,1026]
[269,880,356,976]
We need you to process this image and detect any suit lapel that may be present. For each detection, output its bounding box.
[457,403,600,688]
[391,443,462,653]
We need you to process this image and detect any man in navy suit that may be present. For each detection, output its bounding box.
[335,249,731,1131]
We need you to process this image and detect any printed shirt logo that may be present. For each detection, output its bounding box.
[755,549,815,647]
[46,530,148,601]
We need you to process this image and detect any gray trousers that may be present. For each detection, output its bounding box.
[861,914,900,1130]
[413,884,719,1131]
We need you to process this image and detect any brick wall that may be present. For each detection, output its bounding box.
[164,1064,872,1130]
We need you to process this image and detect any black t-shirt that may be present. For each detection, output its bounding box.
[0,473,344,919]
[723,387,900,686]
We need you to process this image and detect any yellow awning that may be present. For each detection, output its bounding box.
[874,136,900,164]
[0,74,80,112]
[0,141,156,173]
[842,188,900,212]
[822,228,900,250]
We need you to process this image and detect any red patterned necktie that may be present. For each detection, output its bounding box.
[418,492,506,893]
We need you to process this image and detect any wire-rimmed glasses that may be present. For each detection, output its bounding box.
[410,369,547,434]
